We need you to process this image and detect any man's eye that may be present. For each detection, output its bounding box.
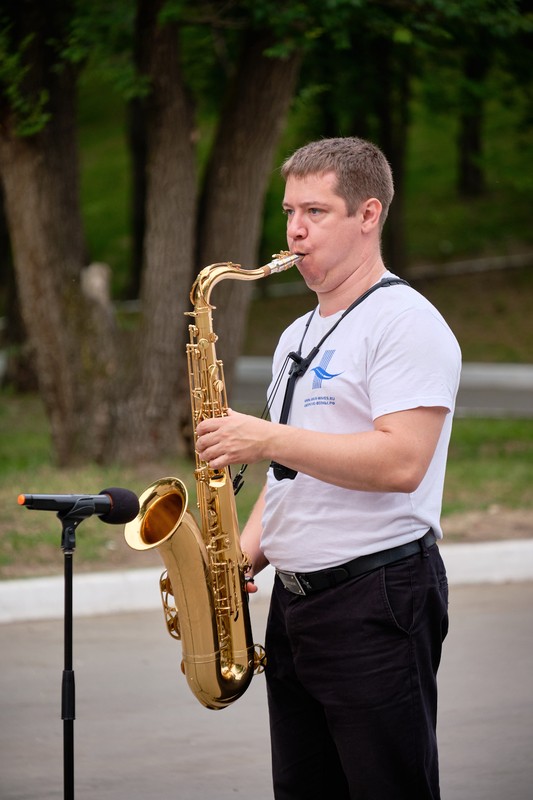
[309,208,323,216]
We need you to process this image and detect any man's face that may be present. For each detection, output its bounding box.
[282,171,367,299]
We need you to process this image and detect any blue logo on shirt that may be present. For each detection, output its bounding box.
[311,349,343,389]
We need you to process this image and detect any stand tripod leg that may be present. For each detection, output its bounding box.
[62,536,76,800]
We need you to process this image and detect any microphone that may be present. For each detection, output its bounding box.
[18,487,140,525]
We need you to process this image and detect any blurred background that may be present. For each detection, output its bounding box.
[0,0,531,579]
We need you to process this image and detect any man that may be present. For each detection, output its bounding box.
[196,137,461,799]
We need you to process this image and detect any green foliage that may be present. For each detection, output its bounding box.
[0,27,51,136]
[1,0,529,137]
[0,0,148,140]
[64,0,150,101]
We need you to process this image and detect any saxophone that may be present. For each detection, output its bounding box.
[124,251,300,710]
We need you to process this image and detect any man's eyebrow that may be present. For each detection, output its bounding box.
[282,200,329,209]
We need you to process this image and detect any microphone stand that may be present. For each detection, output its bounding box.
[58,503,94,800]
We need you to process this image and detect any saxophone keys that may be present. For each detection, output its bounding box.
[159,571,182,641]
[253,644,267,674]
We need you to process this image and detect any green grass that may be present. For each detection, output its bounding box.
[1,391,532,578]
[443,418,533,515]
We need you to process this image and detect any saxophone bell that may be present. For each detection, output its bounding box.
[124,477,189,550]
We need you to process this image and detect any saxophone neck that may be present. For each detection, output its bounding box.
[190,252,301,309]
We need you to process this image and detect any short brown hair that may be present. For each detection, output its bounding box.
[281,137,394,229]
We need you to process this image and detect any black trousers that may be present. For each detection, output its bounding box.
[265,542,449,800]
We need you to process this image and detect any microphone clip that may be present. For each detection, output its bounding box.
[58,499,100,552]
[288,346,319,379]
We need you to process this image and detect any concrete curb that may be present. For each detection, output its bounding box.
[1,539,532,624]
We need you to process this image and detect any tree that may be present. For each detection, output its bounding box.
[0,0,302,463]
[457,41,491,197]
[0,0,118,465]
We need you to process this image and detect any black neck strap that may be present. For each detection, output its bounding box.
[272,276,409,481]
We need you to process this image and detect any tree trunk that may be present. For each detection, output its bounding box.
[0,186,36,391]
[110,0,197,462]
[373,40,411,276]
[457,48,490,197]
[126,97,148,299]
[196,34,301,400]
[0,17,117,465]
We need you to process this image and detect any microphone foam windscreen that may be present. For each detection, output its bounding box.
[99,488,140,524]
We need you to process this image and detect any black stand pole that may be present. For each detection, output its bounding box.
[59,512,85,800]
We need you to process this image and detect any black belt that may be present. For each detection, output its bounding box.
[276,530,437,596]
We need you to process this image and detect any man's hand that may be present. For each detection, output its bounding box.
[196,409,274,468]
[244,576,259,594]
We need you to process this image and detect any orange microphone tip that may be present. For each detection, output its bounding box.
[17,494,26,505]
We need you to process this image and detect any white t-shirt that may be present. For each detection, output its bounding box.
[261,273,462,572]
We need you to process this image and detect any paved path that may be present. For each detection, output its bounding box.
[1,582,532,800]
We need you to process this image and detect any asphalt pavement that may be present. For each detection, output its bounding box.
[1,581,532,800]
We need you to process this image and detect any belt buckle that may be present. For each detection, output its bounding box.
[277,570,307,596]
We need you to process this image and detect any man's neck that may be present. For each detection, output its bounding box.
[317,256,387,316]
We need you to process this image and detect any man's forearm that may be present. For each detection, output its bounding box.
[197,407,447,494]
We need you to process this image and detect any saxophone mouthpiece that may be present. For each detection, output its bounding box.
[266,251,302,275]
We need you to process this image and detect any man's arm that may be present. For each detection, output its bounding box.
[196,406,448,493]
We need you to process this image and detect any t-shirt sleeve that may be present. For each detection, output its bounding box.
[368,307,461,419]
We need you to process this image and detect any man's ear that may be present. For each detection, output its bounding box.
[360,198,382,232]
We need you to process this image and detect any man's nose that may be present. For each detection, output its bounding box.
[287,213,306,239]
